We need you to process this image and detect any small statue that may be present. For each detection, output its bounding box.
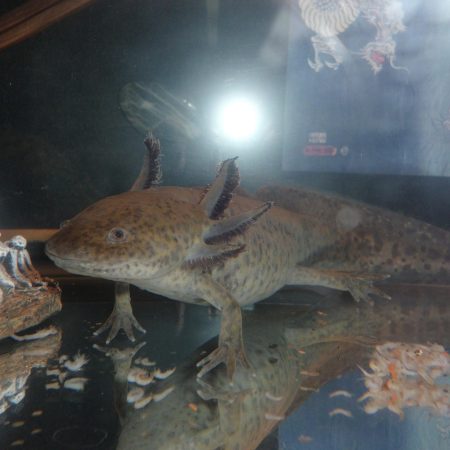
[0,233,61,340]
[0,241,15,303]
[4,235,46,288]
[0,234,47,303]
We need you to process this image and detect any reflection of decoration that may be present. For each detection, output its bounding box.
[0,329,61,415]
[94,343,176,411]
[298,0,406,73]
[45,351,90,392]
[0,233,61,339]
[359,342,450,418]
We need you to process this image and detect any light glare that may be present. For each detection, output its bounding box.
[215,98,261,142]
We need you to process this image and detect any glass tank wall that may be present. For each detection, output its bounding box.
[1,0,449,228]
[0,1,449,450]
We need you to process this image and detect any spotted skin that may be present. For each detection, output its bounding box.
[46,186,334,377]
[256,185,450,285]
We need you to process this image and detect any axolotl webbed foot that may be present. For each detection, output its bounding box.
[345,273,392,304]
[196,377,253,403]
[196,340,251,380]
[94,309,146,344]
[94,282,146,344]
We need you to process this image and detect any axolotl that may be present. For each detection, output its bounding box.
[45,140,450,378]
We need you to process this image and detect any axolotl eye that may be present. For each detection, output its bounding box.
[107,227,129,243]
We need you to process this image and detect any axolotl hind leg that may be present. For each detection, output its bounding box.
[288,266,391,303]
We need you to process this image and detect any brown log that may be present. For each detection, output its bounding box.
[0,228,57,242]
[0,0,61,34]
[0,285,62,339]
[0,0,99,52]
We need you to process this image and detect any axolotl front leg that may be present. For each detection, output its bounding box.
[95,135,161,342]
[94,282,146,343]
[47,136,161,344]
[191,274,250,379]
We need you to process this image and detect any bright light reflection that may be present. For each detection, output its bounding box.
[214,97,261,142]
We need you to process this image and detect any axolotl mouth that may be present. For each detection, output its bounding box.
[45,243,170,282]
[45,248,113,277]
[45,241,132,278]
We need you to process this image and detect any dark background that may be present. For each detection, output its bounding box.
[0,0,449,229]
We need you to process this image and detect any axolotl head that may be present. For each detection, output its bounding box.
[45,190,206,281]
[45,158,272,283]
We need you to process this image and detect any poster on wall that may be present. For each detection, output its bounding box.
[283,0,450,176]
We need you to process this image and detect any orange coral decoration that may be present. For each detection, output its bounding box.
[359,342,450,418]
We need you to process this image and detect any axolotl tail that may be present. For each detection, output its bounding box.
[256,185,450,285]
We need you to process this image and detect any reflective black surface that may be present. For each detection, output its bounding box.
[1,0,450,230]
[0,284,448,449]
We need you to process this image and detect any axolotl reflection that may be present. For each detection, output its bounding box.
[114,288,449,450]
